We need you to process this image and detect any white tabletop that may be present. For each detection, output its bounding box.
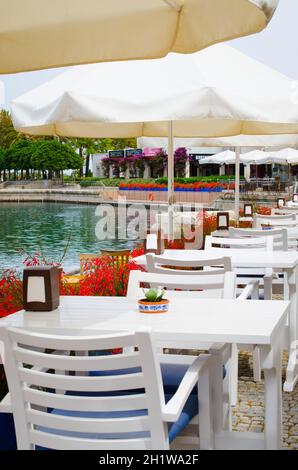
[0,296,289,347]
[133,249,298,270]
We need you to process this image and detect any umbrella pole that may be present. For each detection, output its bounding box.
[168,120,174,241]
[288,164,291,185]
[235,147,241,225]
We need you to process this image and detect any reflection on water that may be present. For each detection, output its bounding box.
[0,202,137,271]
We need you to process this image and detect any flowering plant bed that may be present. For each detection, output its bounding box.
[0,269,23,317]
[0,246,145,318]
[119,182,233,192]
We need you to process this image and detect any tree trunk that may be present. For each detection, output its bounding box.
[49,170,53,180]
[26,169,30,179]
[85,153,91,177]
[79,147,84,177]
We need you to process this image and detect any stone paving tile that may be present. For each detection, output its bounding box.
[170,347,297,450]
[235,351,298,450]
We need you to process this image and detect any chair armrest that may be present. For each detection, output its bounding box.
[237,280,260,300]
[162,354,211,422]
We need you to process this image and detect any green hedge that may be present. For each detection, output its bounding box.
[155,176,243,184]
[64,176,243,187]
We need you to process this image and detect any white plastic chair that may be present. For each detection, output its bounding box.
[229,227,288,251]
[204,235,274,301]
[0,326,214,450]
[145,253,258,300]
[229,227,291,298]
[253,216,298,251]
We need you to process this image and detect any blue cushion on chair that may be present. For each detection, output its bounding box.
[84,361,227,395]
[0,412,17,450]
[167,394,198,443]
[161,362,226,394]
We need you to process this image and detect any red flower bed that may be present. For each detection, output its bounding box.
[0,269,23,318]
[119,182,232,192]
[78,256,144,297]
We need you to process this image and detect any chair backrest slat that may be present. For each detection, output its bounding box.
[260,219,298,228]
[26,408,150,434]
[254,213,295,229]
[29,429,151,450]
[146,254,232,275]
[18,367,145,392]
[9,329,139,351]
[205,235,273,251]
[23,387,147,413]
[14,347,141,371]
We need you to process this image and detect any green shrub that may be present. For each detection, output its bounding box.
[69,175,243,187]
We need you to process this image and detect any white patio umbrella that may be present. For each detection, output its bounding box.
[264,148,298,165]
[199,150,235,165]
[11,44,298,228]
[258,148,298,184]
[0,0,279,74]
[200,149,272,216]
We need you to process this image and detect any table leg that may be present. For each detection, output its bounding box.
[260,342,283,450]
[209,344,232,434]
[284,267,298,392]
[214,340,283,450]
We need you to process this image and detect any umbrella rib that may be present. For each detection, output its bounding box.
[162,0,183,13]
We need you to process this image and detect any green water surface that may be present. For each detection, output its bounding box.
[0,202,136,271]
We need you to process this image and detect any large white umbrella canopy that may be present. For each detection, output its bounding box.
[138,134,298,149]
[11,44,298,138]
[0,0,279,74]
[11,43,298,227]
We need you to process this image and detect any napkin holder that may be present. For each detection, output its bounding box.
[23,266,60,311]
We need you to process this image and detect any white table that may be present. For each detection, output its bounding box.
[133,249,298,392]
[0,296,289,450]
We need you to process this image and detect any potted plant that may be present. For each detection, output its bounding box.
[138,288,169,314]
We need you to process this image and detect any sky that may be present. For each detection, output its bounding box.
[0,0,297,110]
